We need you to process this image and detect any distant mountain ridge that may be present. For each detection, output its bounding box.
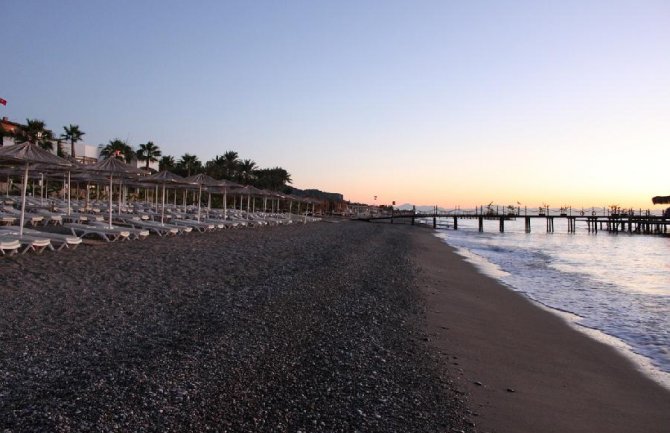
[288,188,343,202]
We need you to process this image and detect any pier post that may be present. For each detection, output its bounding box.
[525,217,531,233]
[499,216,505,232]
[453,216,458,230]
[433,216,436,229]
[546,217,554,233]
[478,216,484,232]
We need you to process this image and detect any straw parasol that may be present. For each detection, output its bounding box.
[215,179,243,219]
[80,157,144,228]
[141,170,190,225]
[184,173,221,221]
[0,142,72,235]
[232,185,267,217]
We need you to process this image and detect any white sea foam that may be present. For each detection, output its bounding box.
[433,217,670,390]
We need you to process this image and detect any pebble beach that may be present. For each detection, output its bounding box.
[0,222,472,432]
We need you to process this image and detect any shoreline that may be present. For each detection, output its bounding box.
[410,226,670,433]
[441,232,670,392]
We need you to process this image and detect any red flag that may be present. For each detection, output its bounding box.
[0,98,6,106]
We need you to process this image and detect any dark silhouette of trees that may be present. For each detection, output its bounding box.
[61,124,85,158]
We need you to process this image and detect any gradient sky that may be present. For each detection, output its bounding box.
[2,1,669,209]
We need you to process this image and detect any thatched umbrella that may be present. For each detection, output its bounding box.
[31,155,83,215]
[232,185,267,217]
[0,142,72,235]
[184,173,222,221]
[81,157,144,228]
[215,179,242,219]
[141,170,191,225]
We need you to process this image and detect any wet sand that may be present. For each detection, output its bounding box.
[411,226,670,433]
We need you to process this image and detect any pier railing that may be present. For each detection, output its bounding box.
[353,206,669,235]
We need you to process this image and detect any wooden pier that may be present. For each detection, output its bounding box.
[356,210,669,235]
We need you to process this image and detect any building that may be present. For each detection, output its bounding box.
[1,117,157,170]
[2,117,101,164]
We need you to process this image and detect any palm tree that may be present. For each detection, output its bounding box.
[61,124,85,159]
[237,158,257,184]
[159,155,176,172]
[254,167,292,191]
[99,139,134,162]
[223,150,239,179]
[177,153,202,177]
[55,138,65,157]
[136,141,162,170]
[205,154,226,179]
[13,119,54,150]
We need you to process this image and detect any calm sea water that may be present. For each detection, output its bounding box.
[430,217,670,388]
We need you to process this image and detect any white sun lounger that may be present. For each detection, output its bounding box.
[34,209,64,225]
[64,223,130,242]
[0,227,82,251]
[120,218,189,236]
[2,207,44,226]
[0,212,18,225]
[62,212,90,224]
[0,238,21,255]
[172,219,216,233]
[204,218,242,229]
[0,233,52,254]
[89,221,150,240]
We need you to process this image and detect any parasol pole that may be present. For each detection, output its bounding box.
[67,171,71,216]
[207,191,211,219]
[161,182,166,225]
[224,190,228,219]
[197,184,202,222]
[108,174,113,229]
[19,164,29,236]
[40,173,44,206]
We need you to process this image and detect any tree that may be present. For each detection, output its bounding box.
[237,159,257,184]
[13,119,54,150]
[205,154,226,179]
[99,139,134,162]
[159,155,176,172]
[56,139,65,157]
[254,167,292,191]
[177,153,202,177]
[61,124,85,159]
[136,141,162,170]
[223,150,239,179]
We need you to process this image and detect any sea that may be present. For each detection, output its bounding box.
[429,215,670,389]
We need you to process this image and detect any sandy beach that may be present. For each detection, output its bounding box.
[1,221,669,432]
[412,226,670,433]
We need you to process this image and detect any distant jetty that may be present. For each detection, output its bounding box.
[356,206,669,235]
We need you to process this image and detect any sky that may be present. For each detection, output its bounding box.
[2,0,669,209]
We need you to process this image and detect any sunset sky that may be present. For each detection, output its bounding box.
[2,1,668,209]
